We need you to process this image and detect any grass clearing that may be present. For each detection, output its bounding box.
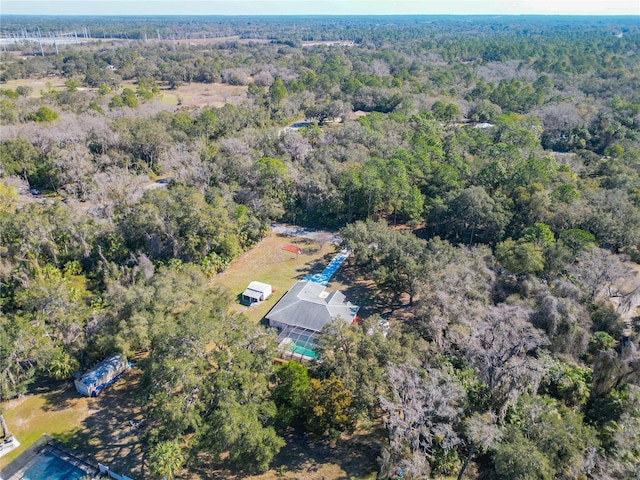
[2,77,247,108]
[118,79,247,108]
[213,230,339,323]
[0,380,91,469]
[159,82,247,108]
[2,76,67,97]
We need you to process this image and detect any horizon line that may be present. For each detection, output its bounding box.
[2,13,639,17]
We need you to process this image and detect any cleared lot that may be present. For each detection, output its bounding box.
[213,225,339,323]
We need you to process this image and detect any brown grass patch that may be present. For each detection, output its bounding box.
[2,76,246,108]
[160,82,248,108]
[2,76,67,97]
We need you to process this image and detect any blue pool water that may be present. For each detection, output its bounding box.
[20,450,90,480]
[289,340,319,359]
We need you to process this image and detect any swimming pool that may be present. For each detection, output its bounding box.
[277,330,320,361]
[18,449,93,480]
[289,343,319,359]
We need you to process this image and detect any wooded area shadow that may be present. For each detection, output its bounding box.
[270,430,380,479]
[54,369,145,479]
[190,429,380,479]
[36,379,79,412]
[331,263,405,318]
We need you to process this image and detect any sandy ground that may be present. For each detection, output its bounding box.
[269,223,340,244]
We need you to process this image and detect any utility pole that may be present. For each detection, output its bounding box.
[25,29,35,56]
[37,28,45,56]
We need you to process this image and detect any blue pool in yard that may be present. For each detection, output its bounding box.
[289,339,319,359]
[17,448,94,480]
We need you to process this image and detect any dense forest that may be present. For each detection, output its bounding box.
[1,15,640,479]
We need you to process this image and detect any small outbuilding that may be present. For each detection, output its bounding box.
[242,281,273,305]
[74,354,128,397]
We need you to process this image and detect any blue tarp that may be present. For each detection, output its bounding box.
[304,249,350,286]
[80,356,125,386]
[91,375,121,397]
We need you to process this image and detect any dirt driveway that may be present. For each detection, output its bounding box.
[270,223,341,244]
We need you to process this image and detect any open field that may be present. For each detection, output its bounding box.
[1,76,68,97]
[1,76,247,108]
[157,81,247,108]
[213,225,340,323]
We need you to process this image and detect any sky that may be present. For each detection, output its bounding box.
[1,0,639,16]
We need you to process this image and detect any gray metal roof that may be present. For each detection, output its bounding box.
[266,280,359,332]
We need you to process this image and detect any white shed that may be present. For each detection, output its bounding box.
[74,354,128,397]
[242,281,272,305]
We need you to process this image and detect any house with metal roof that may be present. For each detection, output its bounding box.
[266,280,359,361]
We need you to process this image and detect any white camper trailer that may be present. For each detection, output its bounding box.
[74,355,128,397]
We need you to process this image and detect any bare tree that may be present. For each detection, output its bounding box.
[279,130,312,163]
[570,247,640,305]
[253,70,274,87]
[379,363,464,479]
[89,168,149,223]
[414,242,495,351]
[532,279,590,358]
[592,342,640,397]
[50,144,96,200]
[0,413,9,439]
[467,304,548,420]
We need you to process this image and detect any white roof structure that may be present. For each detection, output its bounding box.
[74,354,128,397]
[242,281,272,301]
[266,280,359,332]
